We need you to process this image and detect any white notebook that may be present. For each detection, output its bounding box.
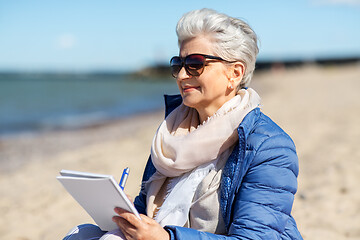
[57,169,141,231]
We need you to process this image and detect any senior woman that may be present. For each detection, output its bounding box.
[63,8,302,240]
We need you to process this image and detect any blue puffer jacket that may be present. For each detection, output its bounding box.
[134,95,303,240]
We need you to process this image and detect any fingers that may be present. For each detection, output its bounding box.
[113,207,142,228]
[112,215,131,230]
[112,209,170,240]
[112,208,145,239]
[112,215,135,237]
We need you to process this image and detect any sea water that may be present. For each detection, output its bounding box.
[0,73,179,136]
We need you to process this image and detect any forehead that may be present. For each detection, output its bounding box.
[179,35,215,57]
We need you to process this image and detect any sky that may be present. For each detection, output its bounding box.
[0,0,359,72]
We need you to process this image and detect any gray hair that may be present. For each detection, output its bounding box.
[176,8,259,88]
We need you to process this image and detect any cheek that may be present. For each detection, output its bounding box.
[201,68,229,91]
[201,78,227,96]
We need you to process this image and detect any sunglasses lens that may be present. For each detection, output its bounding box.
[185,55,205,76]
[170,57,182,77]
[170,54,206,77]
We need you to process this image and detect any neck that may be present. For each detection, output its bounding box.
[196,93,237,123]
[197,109,214,123]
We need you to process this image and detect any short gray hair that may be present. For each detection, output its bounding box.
[176,8,259,88]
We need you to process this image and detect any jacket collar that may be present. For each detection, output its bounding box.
[164,94,183,118]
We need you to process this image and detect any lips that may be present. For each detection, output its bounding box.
[182,85,200,93]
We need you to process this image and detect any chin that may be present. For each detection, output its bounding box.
[181,95,199,109]
[183,98,205,113]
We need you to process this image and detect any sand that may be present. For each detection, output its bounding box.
[0,64,359,240]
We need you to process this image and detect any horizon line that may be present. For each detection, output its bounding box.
[0,55,359,74]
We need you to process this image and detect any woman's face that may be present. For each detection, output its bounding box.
[177,35,234,121]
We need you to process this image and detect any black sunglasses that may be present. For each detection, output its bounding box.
[170,53,234,78]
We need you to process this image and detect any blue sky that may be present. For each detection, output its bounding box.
[0,0,359,72]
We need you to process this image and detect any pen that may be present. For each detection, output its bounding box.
[119,167,129,190]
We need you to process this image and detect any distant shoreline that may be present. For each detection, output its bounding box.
[1,55,359,76]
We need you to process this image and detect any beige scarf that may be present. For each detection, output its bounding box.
[147,88,261,228]
[151,88,261,177]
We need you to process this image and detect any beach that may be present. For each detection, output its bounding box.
[0,64,359,239]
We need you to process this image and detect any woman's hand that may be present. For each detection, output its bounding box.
[112,207,170,240]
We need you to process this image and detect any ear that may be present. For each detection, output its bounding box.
[229,62,245,88]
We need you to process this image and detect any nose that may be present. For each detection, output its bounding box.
[176,65,190,81]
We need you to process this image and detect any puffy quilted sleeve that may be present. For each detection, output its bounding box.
[227,132,299,239]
